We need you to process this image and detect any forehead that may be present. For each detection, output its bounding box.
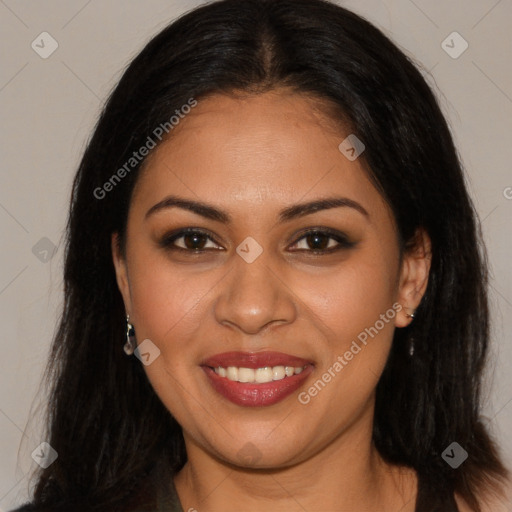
[131,90,387,221]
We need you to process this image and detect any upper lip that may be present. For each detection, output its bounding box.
[201,351,313,369]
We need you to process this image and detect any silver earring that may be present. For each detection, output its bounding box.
[405,309,416,356]
[124,314,136,355]
[409,337,415,357]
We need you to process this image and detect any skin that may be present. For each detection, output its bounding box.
[112,88,434,511]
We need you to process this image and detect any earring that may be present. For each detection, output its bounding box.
[408,337,415,357]
[124,314,136,355]
[405,308,416,357]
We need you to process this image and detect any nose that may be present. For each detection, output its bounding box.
[214,251,297,335]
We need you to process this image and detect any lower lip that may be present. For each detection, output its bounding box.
[202,365,314,407]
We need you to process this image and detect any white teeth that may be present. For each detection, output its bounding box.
[272,365,285,380]
[213,364,307,383]
[226,366,238,381]
[255,367,273,383]
[285,366,295,377]
[238,367,255,382]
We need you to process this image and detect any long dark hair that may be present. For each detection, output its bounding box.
[22,0,509,510]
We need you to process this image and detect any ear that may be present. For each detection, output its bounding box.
[111,232,132,315]
[395,227,432,328]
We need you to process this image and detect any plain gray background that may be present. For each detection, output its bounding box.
[1,0,511,509]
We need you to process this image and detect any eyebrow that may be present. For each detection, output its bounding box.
[145,194,369,223]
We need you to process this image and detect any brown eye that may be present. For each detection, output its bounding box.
[159,229,222,252]
[304,232,334,250]
[180,232,208,250]
[290,229,356,253]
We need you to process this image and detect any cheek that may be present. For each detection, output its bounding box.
[296,247,399,405]
[296,267,398,435]
[300,253,399,339]
[127,249,212,357]
[126,252,212,422]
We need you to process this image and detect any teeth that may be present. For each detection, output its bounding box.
[255,367,273,383]
[213,365,307,383]
[238,367,254,382]
[226,366,238,381]
[272,366,285,380]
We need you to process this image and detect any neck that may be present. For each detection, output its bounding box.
[173,407,417,511]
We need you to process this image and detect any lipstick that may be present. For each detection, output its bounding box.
[201,351,314,407]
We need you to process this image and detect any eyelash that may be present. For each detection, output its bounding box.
[158,227,356,255]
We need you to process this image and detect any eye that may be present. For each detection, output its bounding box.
[289,228,355,253]
[159,227,355,254]
[159,228,222,252]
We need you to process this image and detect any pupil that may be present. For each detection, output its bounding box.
[185,233,205,250]
[307,233,327,250]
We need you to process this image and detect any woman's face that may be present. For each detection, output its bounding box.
[113,89,429,469]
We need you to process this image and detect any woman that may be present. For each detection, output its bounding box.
[12,0,511,510]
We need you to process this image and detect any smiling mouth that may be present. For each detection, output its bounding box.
[200,351,314,407]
